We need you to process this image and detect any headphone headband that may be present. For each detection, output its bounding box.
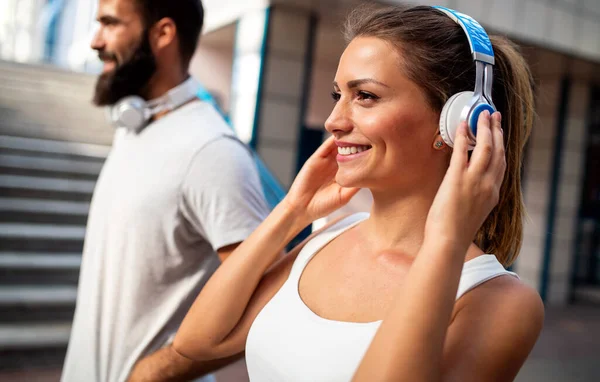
[109,77,200,132]
[433,6,496,149]
[147,77,201,114]
[432,6,494,65]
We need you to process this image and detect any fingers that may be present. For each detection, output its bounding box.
[339,186,361,204]
[448,122,469,175]
[488,112,506,183]
[469,110,494,175]
[315,136,338,159]
[301,135,337,177]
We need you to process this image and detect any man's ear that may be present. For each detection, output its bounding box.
[149,17,177,52]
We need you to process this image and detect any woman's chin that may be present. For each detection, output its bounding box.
[335,172,364,189]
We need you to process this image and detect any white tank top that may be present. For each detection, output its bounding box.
[245,213,518,382]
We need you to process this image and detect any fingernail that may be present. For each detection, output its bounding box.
[500,128,504,134]
[483,110,490,117]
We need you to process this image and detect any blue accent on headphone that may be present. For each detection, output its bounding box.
[432,6,494,64]
[469,104,495,137]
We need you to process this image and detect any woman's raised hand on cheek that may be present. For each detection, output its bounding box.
[282,136,360,226]
[425,111,506,251]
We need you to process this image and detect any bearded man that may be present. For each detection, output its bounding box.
[61,1,268,381]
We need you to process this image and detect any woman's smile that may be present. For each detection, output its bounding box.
[335,141,373,162]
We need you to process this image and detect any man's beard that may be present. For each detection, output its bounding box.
[93,32,157,106]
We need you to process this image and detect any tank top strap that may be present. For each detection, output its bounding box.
[457,254,518,300]
[287,213,370,282]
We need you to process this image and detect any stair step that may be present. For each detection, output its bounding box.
[0,239,83,252]
[0,253,81,286]
[0,198,90,215]
[0,286,77,306]
[0,175,95,194]
[0,224,85,240]
[0,154,103,176]
[0,135,110,159]
[0,286,78,323]
[0,322,71,349]
[0,347,68,371]
[0,198,89,224]
[0,253,81,269]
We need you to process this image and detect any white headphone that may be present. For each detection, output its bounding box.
[433,6,496,149]
[108,76,201,132]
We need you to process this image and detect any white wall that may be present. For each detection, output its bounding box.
[0,0,46,63]
[306,24,345,128]
[190,44,235,113]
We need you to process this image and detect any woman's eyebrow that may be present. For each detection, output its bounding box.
[332,79,390,89]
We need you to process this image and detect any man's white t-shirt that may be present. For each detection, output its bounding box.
[61,100,269,382]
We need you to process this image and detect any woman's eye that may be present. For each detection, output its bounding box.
[357,91,378,101]
[331,91,341,102]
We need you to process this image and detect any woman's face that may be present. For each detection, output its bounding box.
[325,37,443,192]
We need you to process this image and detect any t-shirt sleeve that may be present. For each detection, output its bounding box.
[179,136,270,251]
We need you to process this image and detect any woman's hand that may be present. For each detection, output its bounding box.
[425,111,506,250]
[282,136,360,226]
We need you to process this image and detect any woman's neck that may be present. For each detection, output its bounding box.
[364,185,439,258]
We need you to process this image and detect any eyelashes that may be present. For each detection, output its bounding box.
[331,91,379,103]
[357,91,378,101]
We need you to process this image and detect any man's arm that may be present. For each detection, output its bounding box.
[127,346,243,382]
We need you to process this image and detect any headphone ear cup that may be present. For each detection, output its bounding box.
[468,102,496,138]
[110,96,148,132]
[439,91,474,148]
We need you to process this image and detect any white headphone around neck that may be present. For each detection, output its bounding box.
[433,6,496,149]
[108,76,201,132]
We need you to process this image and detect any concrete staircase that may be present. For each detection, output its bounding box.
[0,60,113,371]
[0,135,110,370]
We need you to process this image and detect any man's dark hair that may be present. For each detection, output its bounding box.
[135,0,204,65]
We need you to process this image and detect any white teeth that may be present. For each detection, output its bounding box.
[337,146,371,156]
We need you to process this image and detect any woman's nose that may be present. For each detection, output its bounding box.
[325,102,352,135]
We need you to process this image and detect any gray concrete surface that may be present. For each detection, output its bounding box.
[515,304,600,382]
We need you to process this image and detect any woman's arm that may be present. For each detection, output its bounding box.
[173,137,359,361]
[173,201,307,360]
[354,111,541,381]
[353,239,468,382]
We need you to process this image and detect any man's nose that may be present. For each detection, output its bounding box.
[90,28,104,51]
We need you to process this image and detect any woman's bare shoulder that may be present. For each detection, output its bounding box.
[460,273,544,318]
[453,273,545,344]
[443,275,544,380]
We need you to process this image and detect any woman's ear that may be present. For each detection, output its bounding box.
[431,128,447,151]
[433,136,446,150]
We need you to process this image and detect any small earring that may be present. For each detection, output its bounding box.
[434,140,444,149]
